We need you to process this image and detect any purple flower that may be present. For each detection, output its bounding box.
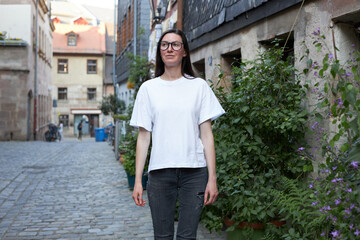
[347,188,352,193]
[320,206,331,212]
[298,147,305,151]
[335,199,341,205]
[312,122,318,130]
[327,190,331,195]
[350,204,355,209]
[309,183,314,189]
[312,201,319,206]
[346,72,351,77]
[350,161,359,168]
[331,178,343,183]
[345,208,351,215]
[312,28,320,35]
[331,230,340,237]
[355,229,360,236]
[328,54,334,59]
[320,232,325,236]
[332,166,337,171]
[335,98,343,107]
[350,224,354,230]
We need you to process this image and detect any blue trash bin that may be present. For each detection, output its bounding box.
[95,128,105,142]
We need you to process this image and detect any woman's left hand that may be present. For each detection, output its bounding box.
[204,179,218,205]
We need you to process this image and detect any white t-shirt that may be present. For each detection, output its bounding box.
[130,76,225,172]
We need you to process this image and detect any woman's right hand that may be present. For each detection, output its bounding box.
[132,182,146,206]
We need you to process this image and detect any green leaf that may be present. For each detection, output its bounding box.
[241,106,249,112]
[254,135,263,144]
[347,142,360,162]
[330,62,339,78]
[240,135,247,143]
[340,143,350,153]
[330,139,335,148]
[245,125,253,137]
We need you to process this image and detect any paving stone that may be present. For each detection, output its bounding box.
[0,138,226,239]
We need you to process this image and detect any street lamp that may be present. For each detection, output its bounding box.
[148,0,170,65]
[150,0,170,23]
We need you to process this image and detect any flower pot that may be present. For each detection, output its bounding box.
[224,218,286,240]
[125,171,148,190]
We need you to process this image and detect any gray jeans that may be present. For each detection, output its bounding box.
[147,167,208,240]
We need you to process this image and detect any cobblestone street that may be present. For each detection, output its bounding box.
[0,138,225,240]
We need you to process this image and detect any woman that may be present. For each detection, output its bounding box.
[58,121,63,141]
[130,29,224,240]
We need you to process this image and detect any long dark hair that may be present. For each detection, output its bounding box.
[155,29,195,78]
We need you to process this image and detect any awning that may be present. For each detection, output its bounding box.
[71,109,102,114]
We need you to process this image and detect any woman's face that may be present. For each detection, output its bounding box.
[160,33,187,68]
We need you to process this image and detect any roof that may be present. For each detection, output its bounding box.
[50,1,98,25]
[53,23,106,54]
[82,5,114,24]
[183,0,303,50]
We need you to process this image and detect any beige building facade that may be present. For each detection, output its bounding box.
[52,23,106,137]
[0,0,54,141]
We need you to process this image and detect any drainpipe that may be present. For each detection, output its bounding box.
[133,0,137,56]
[177,0,183,30]
[113,0,117,96]
[34,0,39,140]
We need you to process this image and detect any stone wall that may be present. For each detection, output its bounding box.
[0,46,31,141]
[187,0,360,170]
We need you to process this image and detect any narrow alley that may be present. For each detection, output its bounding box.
[0,139,225,240]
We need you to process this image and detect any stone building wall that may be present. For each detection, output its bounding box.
[0,0,54,141]
[52,55,104,137]
[184,0,360,170]
[0,46,30,141]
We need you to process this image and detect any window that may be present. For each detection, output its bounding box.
[193,59,206,79]
[58,88,67,100]
[58,59,68,73]
[87,60,97,74]
[67,33,77,46]
[87,88,96,101]
[260,32,294,62]
[59,115,69,127]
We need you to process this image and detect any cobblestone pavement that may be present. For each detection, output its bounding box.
[0,138,226,240]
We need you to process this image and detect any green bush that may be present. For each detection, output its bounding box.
[201,43,312,236]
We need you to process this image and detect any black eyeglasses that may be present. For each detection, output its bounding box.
[159,41,184,51]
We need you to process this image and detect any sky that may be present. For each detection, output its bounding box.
[70,0,116,9]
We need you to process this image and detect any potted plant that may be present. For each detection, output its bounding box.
[201,43,313,239]
[121,131,150,190]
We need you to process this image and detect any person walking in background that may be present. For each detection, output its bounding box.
[130,29,225,240]
[58,121,63,141]
[77,120,83,141]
